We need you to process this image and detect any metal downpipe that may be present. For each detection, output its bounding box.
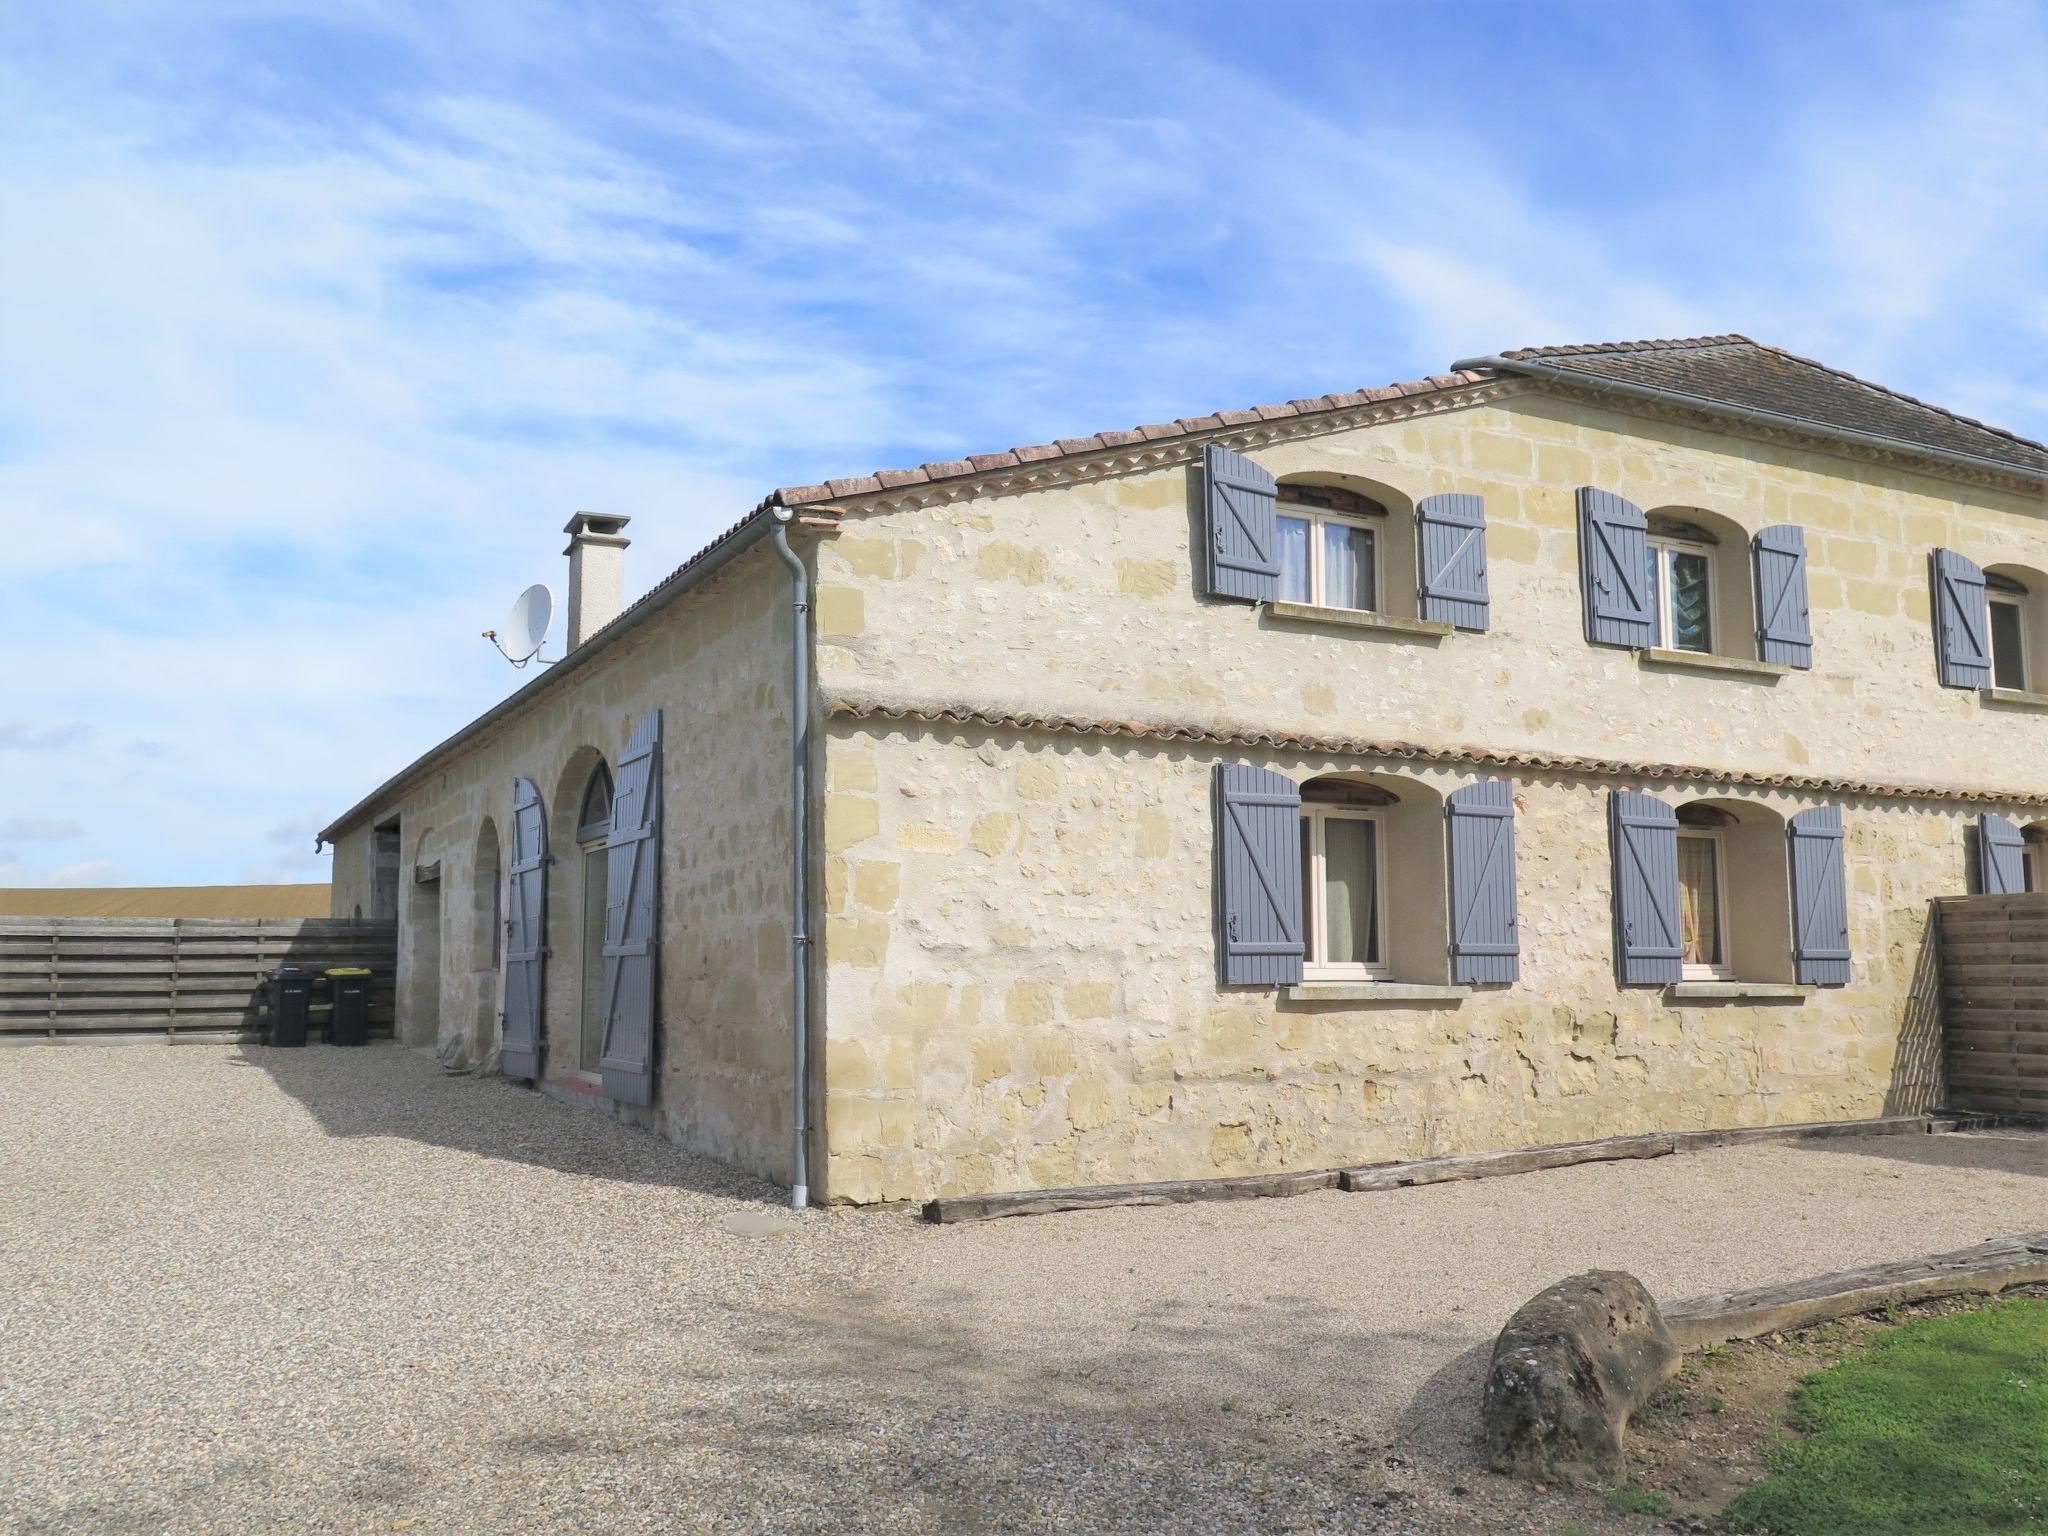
[770,506,812,1211]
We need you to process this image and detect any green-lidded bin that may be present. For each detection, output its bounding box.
[269,965,312,1047]
[325,967,372,1047]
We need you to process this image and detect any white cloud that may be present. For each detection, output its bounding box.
[0,857,126,888]
[0,0,2041,887]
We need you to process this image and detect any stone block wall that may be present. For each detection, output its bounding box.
[816,719,1962,1204]
[326,550,799,1181]
[811,385,2047,800]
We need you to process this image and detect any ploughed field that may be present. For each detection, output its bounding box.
[2,1044,2043,1535]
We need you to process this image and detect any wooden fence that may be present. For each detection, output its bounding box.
[1935,892,2048,1117]
[0,917,397,1039]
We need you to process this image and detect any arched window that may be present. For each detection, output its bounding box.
[577,765,614,842]
[1296,773,1449,984]
[1643,508,1756,659]
[470,818,502,974]
[2024,822,2048,894]
[1673,799,1793,983]
[574,762,614,1074]
[1276,484,1390,615]
[1985,566,2048,693]
[469,817,503,1060]
[1299,777,1394,977]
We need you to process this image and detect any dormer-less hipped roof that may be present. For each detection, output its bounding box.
[318,336,2044,843]
[1457,334,2048,481]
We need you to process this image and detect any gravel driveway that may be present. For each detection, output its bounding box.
[2,1043,2042,1535]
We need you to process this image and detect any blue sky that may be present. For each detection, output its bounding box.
[2,0,2044,886]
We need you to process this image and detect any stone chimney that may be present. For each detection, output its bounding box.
[562,512,631,649]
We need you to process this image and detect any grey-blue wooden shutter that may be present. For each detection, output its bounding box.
[1610,790,1682,985]
[599,709,662,1106]
[1578,487,1655,648]
[1213,763,1303,986]
[1787,806,1850,985]
[1978,812,2026,895]
[1417,494,1490,630]
[1753,524,1815,668]
[1203,444,1279,603]
[1932,549,1991,689]
[1446,779,1519,982]
[501,776,548,1079]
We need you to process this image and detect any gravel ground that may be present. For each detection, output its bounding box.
[2,1043,2043,1536]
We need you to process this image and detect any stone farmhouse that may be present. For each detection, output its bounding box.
[321,335,2048,1206]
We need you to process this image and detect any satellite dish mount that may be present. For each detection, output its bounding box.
[483,583,557,669]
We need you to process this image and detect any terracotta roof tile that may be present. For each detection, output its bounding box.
[763,338,2039,517]
[759,364,1495,511]
[828,696,2048,810]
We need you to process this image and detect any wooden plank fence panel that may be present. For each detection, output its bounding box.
[1934,893,2048,1116]
[0,918,397,1038]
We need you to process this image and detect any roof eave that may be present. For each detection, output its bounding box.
[319,504,793,846]
[1457,353,2048,489]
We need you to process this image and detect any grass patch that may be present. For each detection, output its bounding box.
[1601,1484,1672,1516]
[1724,1296,2048,1535]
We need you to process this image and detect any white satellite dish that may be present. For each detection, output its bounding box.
[484,583,556,667]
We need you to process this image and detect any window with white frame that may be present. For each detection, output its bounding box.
[1989,575,2030,691]
[1276,486,1385,612]
[2024,827,2048,895]
[1298,787,1390,979]
[1676,828,1732,978]
[1644,527,1717,653]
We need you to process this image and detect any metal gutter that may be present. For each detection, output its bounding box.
[1453,353,2048,489]
[317,505,780,846]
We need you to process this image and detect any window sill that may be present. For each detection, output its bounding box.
[1264,601,1454,641]
[1980,686,2048,712]
[1637,648,1792,680]
[1665,981,1815,1002]
[1285,982,1472,1004]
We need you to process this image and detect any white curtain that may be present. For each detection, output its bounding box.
[1323,522,1373,611]
[1277,514,1311,603]
[1677,835,1720,966]
[1323,817,1378,965]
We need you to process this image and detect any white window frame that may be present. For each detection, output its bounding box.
[1676,828,1734,980]
[1989,592,2030,691]
[1302,805,1391,981]
[1647,533,1718,654]
[2024,835,2048,896]
[1277,500,1383,614]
